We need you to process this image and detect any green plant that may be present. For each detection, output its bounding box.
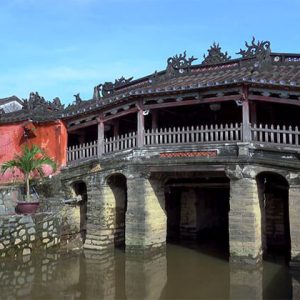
[1,144,56,201]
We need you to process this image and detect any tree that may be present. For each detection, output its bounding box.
[1,144,56,201]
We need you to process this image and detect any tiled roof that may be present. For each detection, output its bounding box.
[1,44,300,124]
[61,54,300,119]
[0,96,23,105]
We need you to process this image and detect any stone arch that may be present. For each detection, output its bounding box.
[105,173,127,248]
[70,180,88,243]
[256,171,290,260]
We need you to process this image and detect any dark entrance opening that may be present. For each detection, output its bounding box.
[107,174,127,248]
[73,181,88,243]
[257,172,291,261]
[165,175,230,258]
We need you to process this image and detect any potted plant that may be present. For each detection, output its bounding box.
[1,144,56,214]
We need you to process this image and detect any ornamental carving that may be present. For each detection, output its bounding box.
[202,42,231,65]
[166,51,197,75]
[93,76,133,99]
[237,37,271,60]
[73,93,82,104]
[22,92,64,112]
[23,92,47,110]
[51,97,64,110]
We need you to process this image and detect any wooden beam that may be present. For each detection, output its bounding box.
[144,95,241,110]
[103,107,138,122]
[68,119,98,132]
[248,95,300,106]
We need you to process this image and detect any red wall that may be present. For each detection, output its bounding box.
[0,120,67,184]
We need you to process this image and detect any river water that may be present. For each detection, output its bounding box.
[0,242,298,300]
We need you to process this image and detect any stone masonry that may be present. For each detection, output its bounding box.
[0,213,60,258]
[84,179,116,251]
[126,175,166,251]
[228,177,262,263]
[289,184,300,262]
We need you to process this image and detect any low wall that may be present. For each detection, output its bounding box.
[0,186,21,215]
[0,213,61,258]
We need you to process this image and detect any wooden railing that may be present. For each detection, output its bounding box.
[67,123,300,163]
[251,124,300,146]
[145,123,242,145]
[67,140,97,162]
[104,132,137,154]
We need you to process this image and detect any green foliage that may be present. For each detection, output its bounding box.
[1,144,56,201]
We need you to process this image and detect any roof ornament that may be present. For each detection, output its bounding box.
[166,51,197,75]
[22,92,64,112]
[237,37,271,60]
[51,97,64,111]
[93,76,133,99]
[73,93,82,104]
[114,76,133,88]
[150,51,197,85]
[202,42,231,65]
[23,92,47,110]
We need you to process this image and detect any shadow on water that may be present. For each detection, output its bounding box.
[0,244,297,300]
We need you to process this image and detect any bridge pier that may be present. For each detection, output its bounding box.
[84,182,116,250]
[125,174,167,253]
[228,175,262,264]
[289,183,300,263]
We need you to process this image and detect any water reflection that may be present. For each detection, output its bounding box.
[0,243,297,299]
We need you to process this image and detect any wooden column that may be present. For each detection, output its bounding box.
[97,116,104,157]
[113,119,119,137]
[250,101,257,125]
[242,86,251,142]
[151,110,158,130]
[137,100,145,148]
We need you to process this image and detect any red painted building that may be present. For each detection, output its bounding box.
[0,93,67,184]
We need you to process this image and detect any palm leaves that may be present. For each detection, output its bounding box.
[1,144,56,201]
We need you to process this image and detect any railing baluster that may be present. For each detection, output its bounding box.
[219,124,223,141]
[252,123,256,141]
[215,124,219,142]
[230,123,233,141]
[283,125,286,144]
[204,125,208,142]
[258,124,262,142]
[276,125,280,144]
[296,126,299,145]
[225,124,228,141]
[289,125,292,145]
[270,124,274,143]
[264,124,269,142]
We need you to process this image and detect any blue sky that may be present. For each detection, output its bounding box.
[0,0,299,105]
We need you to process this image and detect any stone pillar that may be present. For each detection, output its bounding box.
[180,189,197,239]
[227,168,262,263]
[126,173,166,252]
[289,183,300,262]
[84,176,115,250]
